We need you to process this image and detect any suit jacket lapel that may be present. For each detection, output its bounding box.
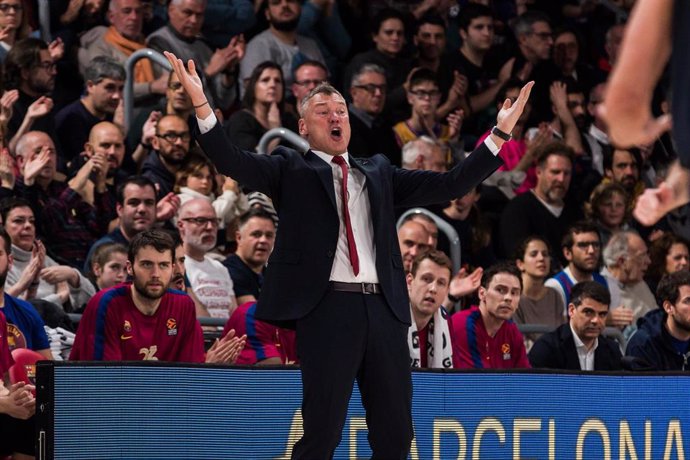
[351,156,381,225]
[305,150,337,210]
[560,325,582,370]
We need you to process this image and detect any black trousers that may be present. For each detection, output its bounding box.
[292,289,413,459]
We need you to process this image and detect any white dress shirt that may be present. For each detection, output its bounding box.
[571,323,598,371]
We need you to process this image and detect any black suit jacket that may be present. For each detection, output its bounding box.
[348,111,400,166]
[528,323,622,371]
[198,123,502,326]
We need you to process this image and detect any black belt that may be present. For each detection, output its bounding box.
[330,281,382,295]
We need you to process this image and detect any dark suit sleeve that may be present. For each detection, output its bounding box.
[625,331,661,370]
[528,334,559,369]
[391,143,503,208]
[197,122,285,199]
[603,340,623,370]
[499,197,532,259]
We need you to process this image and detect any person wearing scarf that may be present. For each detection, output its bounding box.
[407,249,454,369]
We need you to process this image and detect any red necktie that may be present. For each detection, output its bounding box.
[332,155,360,276]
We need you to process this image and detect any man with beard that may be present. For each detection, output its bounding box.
[603,147,645,204]
[450,262,529,369]
[147,0,243,111]
[626,271,690,371]
[602,231,655,333]
[71,229,245,362]
[178,199,237,320]
[141,114,190,198]
[407,250,454,369]
[3,38,58,146]
[545,221,610,311]
[55,56,125,165]
[223,208,276,305]
[239,0,325,99]
[529,281,621,371]
[397,219,431,273]
[499,142,580,261]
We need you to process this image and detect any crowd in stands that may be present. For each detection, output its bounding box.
[0,0,689,457]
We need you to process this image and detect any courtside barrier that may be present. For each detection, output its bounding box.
[36,362,689,459]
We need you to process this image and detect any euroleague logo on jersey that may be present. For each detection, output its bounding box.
[167,318,178,336]
[501,343,511,361]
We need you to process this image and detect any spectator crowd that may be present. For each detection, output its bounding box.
[2,0,690,458]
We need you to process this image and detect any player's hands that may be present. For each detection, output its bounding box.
[205,329,247,364]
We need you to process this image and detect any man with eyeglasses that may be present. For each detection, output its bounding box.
[178,198,237,320]
[602,230,655,335]
[347,63,400,164]
[508,11,561,125]
[546,221,610,312]
[55,56,126,166]
[125,70,194,157]
[393,67,461,150]
[141,114,191,198]
[289,60,328,111]
[3,38,59,150]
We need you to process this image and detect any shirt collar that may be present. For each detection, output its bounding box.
[570,322,598,352]
[312,150,351,166]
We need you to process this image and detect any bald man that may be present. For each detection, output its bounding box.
[13,130,112,269]
[397,220,431,273]
[177,198,237,320]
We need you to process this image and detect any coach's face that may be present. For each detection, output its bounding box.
[299,92,351,156]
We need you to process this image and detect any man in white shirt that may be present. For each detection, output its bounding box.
[528,281,622,370]
[177,198,237,320]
